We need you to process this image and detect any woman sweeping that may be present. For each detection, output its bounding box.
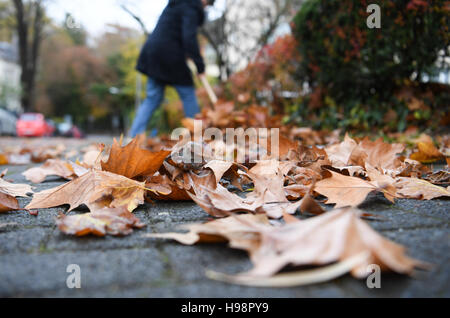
[129,0,215,137]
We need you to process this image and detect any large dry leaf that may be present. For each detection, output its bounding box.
[410,141,444,163]
[26,170,148,212]
[101,137,170,179]
[247,208,423,278]
[23,159,77,183]
[245,160,294,204]
[0,174,31,213]
[315,170,395,208]
[0,177,33,198]
[145,213,269,248]
[147,208,422,280]
[204,160,240,184]
[0,192,20,213]
[325,134,358,167]
[351,137,404,171]
[395,178,450,200]
[189,184,263,218]
[365,165,398,203]
[146,173,192,201]
[31,144,66,163]
[191,178,307,219]
[56,206,145,237]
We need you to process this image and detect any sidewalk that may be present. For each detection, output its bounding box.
[0,161,448,297]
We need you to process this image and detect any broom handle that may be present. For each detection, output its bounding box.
[187,59,218,105]
[200,74,218,105]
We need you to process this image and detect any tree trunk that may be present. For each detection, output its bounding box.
[12,0,44,113]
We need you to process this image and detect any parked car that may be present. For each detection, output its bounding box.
[0,108,17,136]
[16,113,54,137]
[57,121,84,139]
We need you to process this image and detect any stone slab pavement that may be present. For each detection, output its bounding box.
[0,138,449,298]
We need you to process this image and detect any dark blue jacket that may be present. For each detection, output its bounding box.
[136,0,206,86]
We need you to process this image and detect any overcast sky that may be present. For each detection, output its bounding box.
[46,0,224,36]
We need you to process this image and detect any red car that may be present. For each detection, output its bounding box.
[16,113,55,137]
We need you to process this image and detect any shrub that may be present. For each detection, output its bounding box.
[291,0,450,131]
[227,35,302,115]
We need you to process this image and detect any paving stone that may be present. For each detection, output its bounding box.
[0,227,51,254]
[0,248,167,297]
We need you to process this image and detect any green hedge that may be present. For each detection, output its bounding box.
[291,0,449,131]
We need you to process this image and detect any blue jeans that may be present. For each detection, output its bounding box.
[129,77,200,137]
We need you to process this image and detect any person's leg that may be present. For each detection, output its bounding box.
[174,85,201,118]
[129,78,165,137]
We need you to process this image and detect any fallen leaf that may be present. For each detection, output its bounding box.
[248,208,423,278]
[26,170,148,212]
[146,173,191,201]
[425,170,450,186]
[145,213,269,247]
[189,184,262,218]
[325,134,358,167]
[204,160,236,184]
[351,137,404,171]
[101,137,171,179]
[23,159,77,183]
[395,178,450,200]
[147,208,423,280]
[0,177,33,197]
[56,206,145,237]
[315,170,386,208]
[0,192,20,213]
[245,160,294,204]
[298,193,325,215]
[410,141,445,163]
[365,165,398,203]
[0,154,8,165]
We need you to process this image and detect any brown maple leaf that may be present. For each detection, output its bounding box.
[26,170,148,212]
[145,173,192,201]
[0,176,33,198]
[325,134,358,167]
[145,213,269,247]
[315,170,395,208]
[395,178,450,200]
[204,160,241,184]
[351,137,404,171]
[410,141,445,164]
[101,137,171,179]
[0,174,32,213]
[247,208,424,278]
[245,160,294,204]
[147,208,424,282]
[56,206,146,237]
[23,159,78,183]
[189,183,261,218]
[0,192,20,213]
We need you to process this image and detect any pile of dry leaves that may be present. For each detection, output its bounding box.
[1,113,449,286]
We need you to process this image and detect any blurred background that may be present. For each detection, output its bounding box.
[0,0,448,138]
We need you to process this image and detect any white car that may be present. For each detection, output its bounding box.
[0,108,17,136]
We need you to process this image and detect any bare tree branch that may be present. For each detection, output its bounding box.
[120,4,149,36]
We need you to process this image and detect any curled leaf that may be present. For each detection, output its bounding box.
[56,206,146,237]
